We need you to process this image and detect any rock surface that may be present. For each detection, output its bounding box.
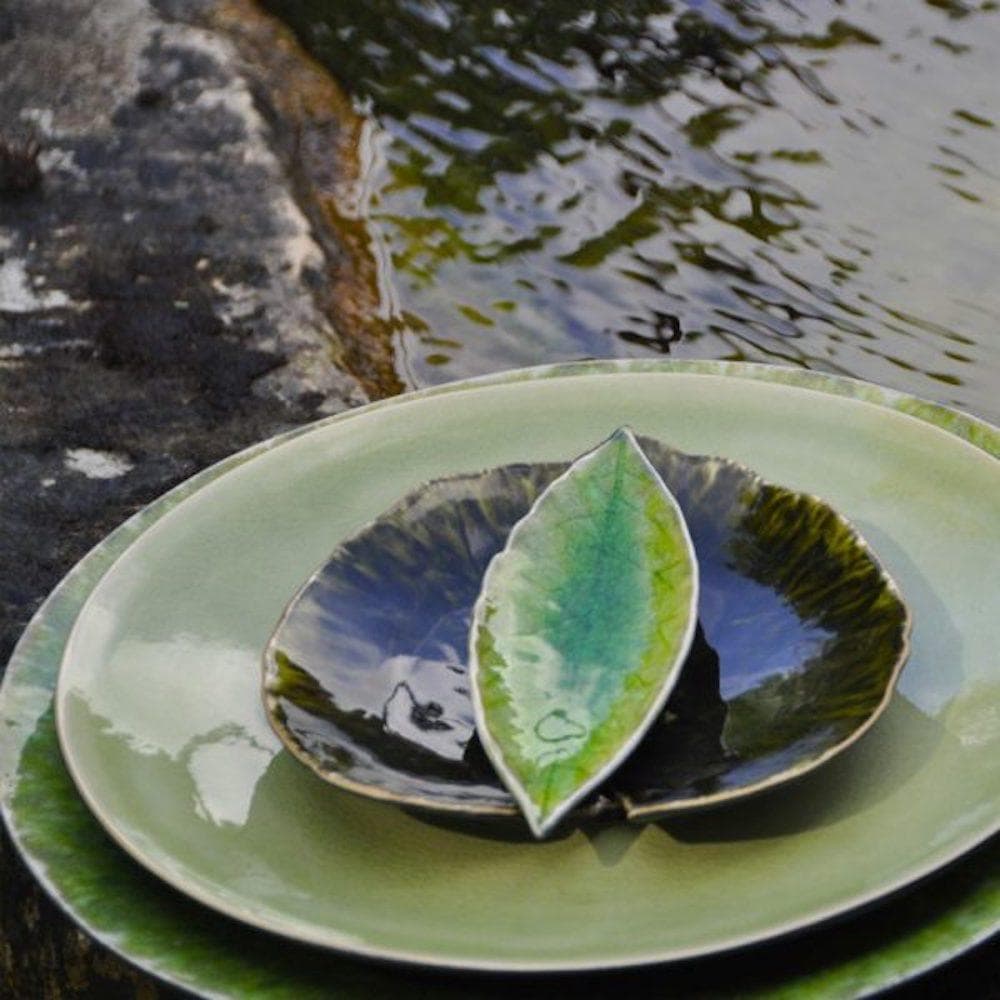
[0,0,368,994]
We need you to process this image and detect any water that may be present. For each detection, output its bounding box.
[265,0,1000,420]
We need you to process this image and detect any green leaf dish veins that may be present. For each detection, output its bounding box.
[469,428,699,838]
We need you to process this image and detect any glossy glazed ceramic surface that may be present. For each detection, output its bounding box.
[48,363,1000,970]
[265,434,909,824]
[469,428,699,837]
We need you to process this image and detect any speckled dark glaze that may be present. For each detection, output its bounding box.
[263,436,910,821]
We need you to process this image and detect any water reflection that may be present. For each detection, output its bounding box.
[265,0,999,419]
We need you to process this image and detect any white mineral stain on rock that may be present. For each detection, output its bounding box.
[0,339,91,359]
[64,448,134,479]
[211,277,260,324]
[0,259,74,312]
[37,147,87,181]
[19,107,55,135]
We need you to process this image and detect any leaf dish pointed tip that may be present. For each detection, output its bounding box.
[469,432,700,838]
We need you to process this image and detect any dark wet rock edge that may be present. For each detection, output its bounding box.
[1,0,367,995]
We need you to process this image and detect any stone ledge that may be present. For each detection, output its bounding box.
[0,1,371,994]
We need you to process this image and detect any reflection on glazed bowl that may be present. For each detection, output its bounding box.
[262,436,911,824]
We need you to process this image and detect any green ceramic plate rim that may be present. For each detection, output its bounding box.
[1,360,997,997]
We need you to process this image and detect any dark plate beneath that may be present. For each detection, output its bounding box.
[264,435,909,823]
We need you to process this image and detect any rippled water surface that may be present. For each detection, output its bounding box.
[267,0,1000,418]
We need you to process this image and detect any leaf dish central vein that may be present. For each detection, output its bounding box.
[469,428,699,837]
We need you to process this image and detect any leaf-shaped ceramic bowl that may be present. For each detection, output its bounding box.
[470,429,700,838]
[262,436,911,824]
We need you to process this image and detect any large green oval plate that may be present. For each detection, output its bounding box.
[3,361,999,994]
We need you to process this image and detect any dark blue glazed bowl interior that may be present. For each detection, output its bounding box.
[264,437,909,821]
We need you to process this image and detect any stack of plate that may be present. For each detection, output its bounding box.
[2,360,998,998]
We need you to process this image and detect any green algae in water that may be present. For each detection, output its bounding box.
[470,429,698,837]
[263,0,1000,421]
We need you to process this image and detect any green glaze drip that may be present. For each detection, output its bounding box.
[722,485,909,759]
[471,428,698,837]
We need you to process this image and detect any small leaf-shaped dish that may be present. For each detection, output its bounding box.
[470,429,699,837]
[262,434,910,825]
